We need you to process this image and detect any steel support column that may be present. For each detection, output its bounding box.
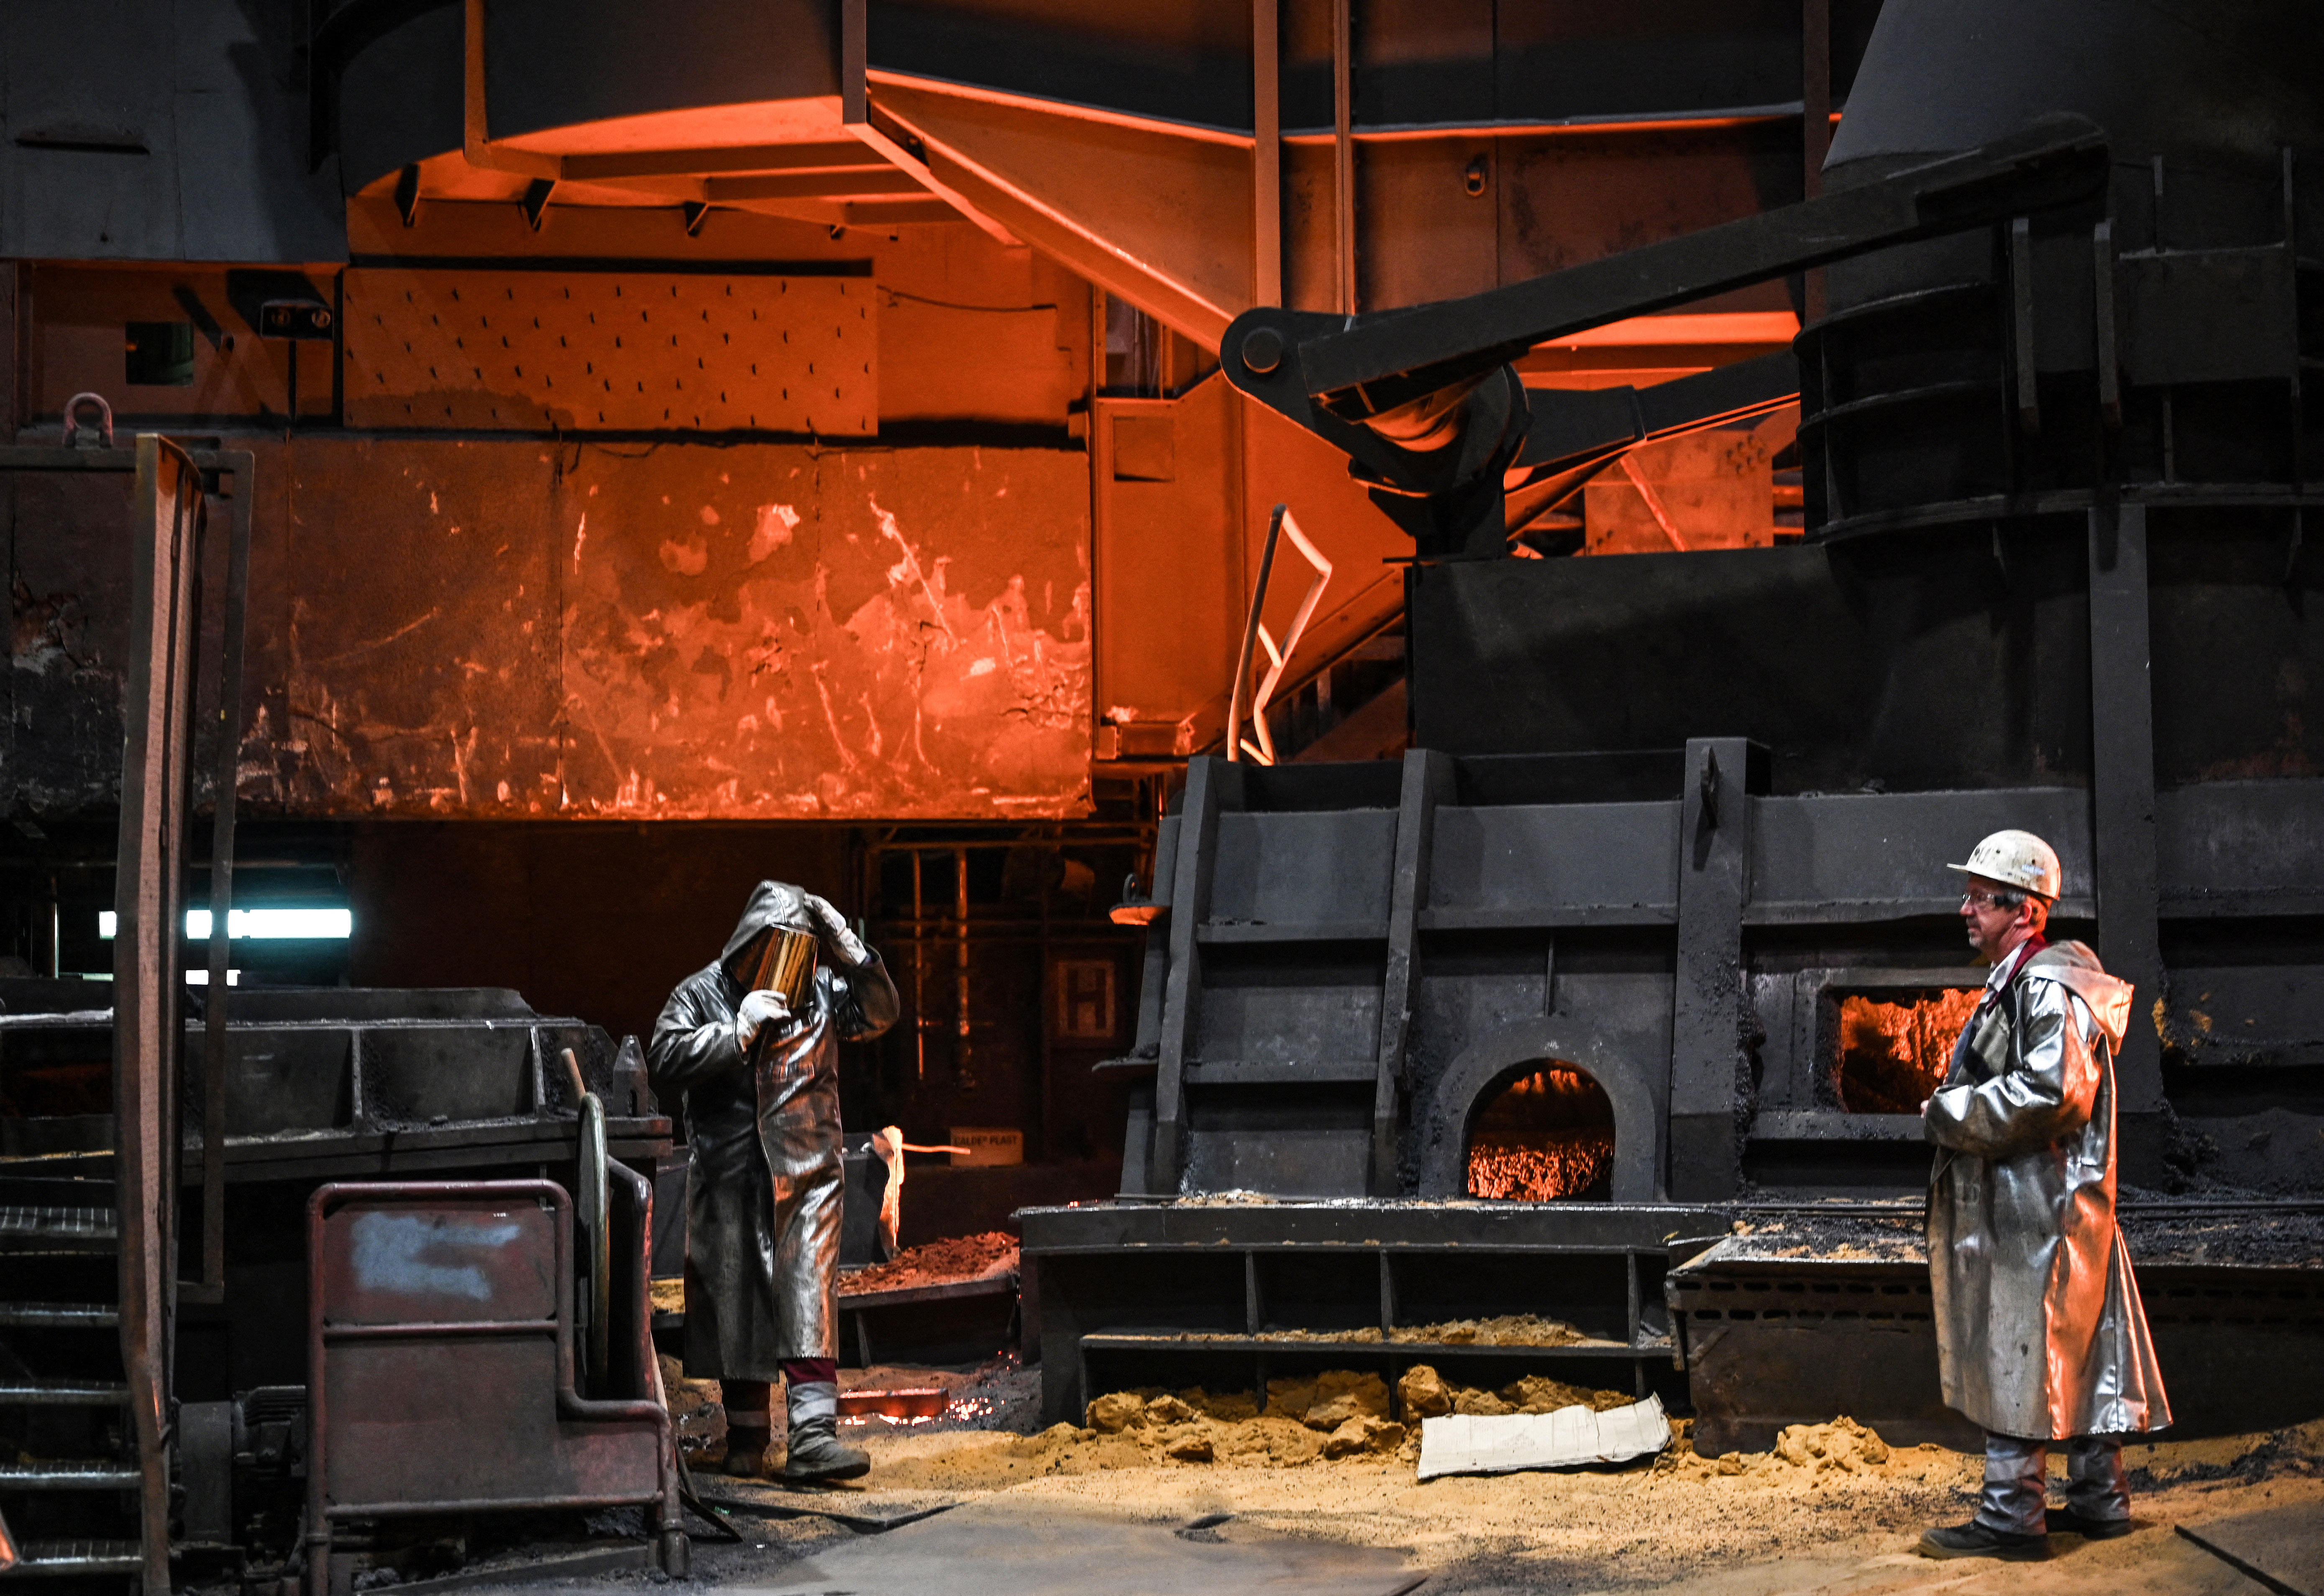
[1331,0,1354,316]
[194,456,254,1305]
[1669,738,1755,1201]
[1800,0,1831,320]
[2089,501,2167,1180]
[116,435,206,1596]
[1150,757,1238,1191]
[1253,0,1282,308]
[1373,748,1451,1193]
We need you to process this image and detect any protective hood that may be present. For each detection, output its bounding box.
[2023,939,2132,1051]
[719,880,816,984]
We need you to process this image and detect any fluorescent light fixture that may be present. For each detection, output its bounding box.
[99,908,351,940]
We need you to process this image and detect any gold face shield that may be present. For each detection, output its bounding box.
[747,925,819,1010]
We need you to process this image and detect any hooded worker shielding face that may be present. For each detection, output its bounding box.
[648,881,899,1377]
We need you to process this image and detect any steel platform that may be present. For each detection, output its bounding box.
[1024,1197,2324,1445]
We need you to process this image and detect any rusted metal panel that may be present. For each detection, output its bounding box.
[26,265,310,425]
[307,1180,677,1588]
[342,268,877,435]
[7,470,136,809]
[1354,139,1501,313]
[559,441,1090,816]
[1094,381,1244,758]
[248,438,564,816]
[1581,422,1783,555]
[876,292,1083,427]
[1497,125,1803,320]
[11,435,1092,820]
[870,77,1255,348]
[316,1189,560,1324]
[1094,375,1404,760]
[227,437,1093,820]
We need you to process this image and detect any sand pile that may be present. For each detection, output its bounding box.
[867,1365,1643,1493]
[1216,1314,1591,1347]
[1400,1314,1589,1346]
[1157,1319,1589,1338]
[1397,1365,1638,1418]
[865,1409,1335,1488]
[1087,1370,1410,1463]
[842,1231,1018,1294]
[1672,1417,1897,1481]
[877,1363,1642,1488]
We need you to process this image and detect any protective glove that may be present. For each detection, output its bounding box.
[736,989,792,1051]
[803,892,871,968]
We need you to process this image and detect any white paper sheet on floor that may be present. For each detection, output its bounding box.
[1416,1395,1670,1480]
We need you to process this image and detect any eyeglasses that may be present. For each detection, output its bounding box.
[1959,890,2016,911]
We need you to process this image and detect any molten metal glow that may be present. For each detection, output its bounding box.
[1836,988,1981,1113]
[1467,1132,1615,1201]
[1466,1067,1617,1201]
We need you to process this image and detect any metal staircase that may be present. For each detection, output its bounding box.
[0,1175,142,1583]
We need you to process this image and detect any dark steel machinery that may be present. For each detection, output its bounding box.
[1023,0,2324,1445]
[0,979,673,1588]
[0,433,683,1592]
[1,420,688,1590]
[0,424,254,1587]
[304,1181,684,1593]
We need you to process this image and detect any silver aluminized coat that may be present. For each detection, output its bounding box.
[1925,939,2170,1439]
[649,883,898,1378]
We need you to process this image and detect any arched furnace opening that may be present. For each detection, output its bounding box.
[1464,1063,1616,1201]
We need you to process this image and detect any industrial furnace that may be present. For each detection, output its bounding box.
[1024,0,2324,1449]
[5,0,2324,1585]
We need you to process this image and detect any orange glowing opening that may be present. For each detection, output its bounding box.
[1466,1065,1615,1201]
[1834,988,1981,1114]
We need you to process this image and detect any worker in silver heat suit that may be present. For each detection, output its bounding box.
[649,881,899,1483]
[1916,830,2169,1562]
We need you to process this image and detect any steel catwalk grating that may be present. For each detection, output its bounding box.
[0,1305,118,1331]
[3,1540,144,1576]
[0,1463,140,1491]
[0,1381,132,1408]
[0,1208,117,1250]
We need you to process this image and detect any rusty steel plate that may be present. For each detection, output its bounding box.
[229,436,1089,820]
[343,268,875,436]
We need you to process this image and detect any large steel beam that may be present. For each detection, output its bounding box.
[868,77,1257,349]
[1669,738,1756,1202]
[1373,749,1451,1194]
[117,435,206,1596]
[1149,758,1237,1192]
[1225,113,2107,430]
[1507,352,1801,511]
[195,453,256,1306]
[2089,501,2167,1181]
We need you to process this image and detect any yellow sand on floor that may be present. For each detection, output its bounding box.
[850,1418,2324,1595]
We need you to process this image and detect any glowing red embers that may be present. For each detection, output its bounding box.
[1466,1066,1616,1201]
[836,1387,947,1421]
[1835,988,1981,1113]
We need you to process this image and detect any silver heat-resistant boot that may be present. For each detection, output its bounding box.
[778,1382,870,1483]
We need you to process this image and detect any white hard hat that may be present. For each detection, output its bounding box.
[1948,830,2062,901]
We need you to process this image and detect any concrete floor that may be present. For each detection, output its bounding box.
[482,1432,2324,1596]
[697,1496,1424,1595]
